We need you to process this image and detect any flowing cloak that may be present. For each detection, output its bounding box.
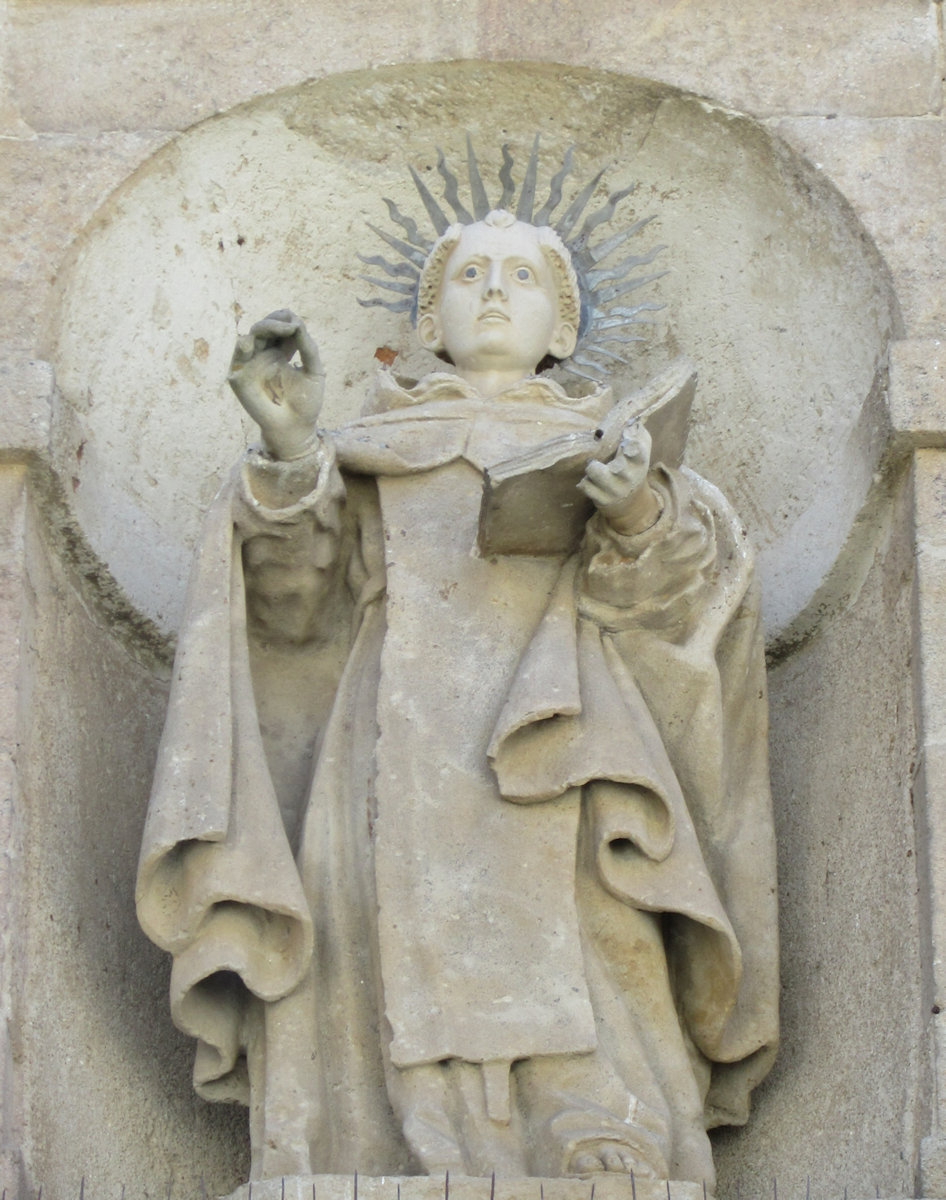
[136,371,778,1178]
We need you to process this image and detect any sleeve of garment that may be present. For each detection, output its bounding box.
[136,439,347,1103]
[580,466,779,1126]
[578,466,718,643]
[234,438,348,645]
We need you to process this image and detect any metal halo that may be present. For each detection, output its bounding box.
[358,135,667,382]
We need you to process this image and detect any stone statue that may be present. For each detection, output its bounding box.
[136,143,778,1193]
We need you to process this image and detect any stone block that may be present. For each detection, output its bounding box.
[717,469,921,1200]
[914,743,946,997]
[0,131,168,353]
[479,0,941,119]
[0,358,52,457]
[914,739,946,1198]
[770,116,946,340]
[0,1153,27,1200]
[6,0,455,134]
[6,0,940,135]
[913,452,946,746]
[911,452,946,1172]
[889,340,946,444]
[226,1178,705,1200]
[914,449,946,548]
[0,467,27,748]
[911,453,946,1025]
[0,469,27,1188]
[13,495,247,1197]
[0,1,31,136]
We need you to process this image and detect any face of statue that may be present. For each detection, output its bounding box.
[418,218,577,381]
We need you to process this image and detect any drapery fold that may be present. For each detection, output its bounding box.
[137,377,777,1169]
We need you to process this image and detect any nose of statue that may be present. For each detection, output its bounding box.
[483,264,507,299]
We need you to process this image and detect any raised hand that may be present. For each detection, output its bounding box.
[228,310,325,460]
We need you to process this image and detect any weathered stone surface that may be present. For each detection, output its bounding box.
[715,467,922,1199]
[0,358,52,457]
[889,340,946,444]
[477,0,941,119]
[0,469,27,749]
[911,450,946,1195]
[13,486,248,1198]
[915,739,946,1198]
[0,131,169,352]
[771,116,946,340]
[226,1176,706,1200]
[5,0,939,135]
[0,468,27,1195]
[7,0,461,134]
[912,451,946,931]
[0,0,31,136]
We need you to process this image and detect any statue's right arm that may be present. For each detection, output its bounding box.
[227,311,350,644]
[228,309,325,463]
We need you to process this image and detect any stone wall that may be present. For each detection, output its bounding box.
[2,3,945,1198]
[716,463,923,1199]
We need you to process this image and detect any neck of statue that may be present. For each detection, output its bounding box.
[454,364,537,398]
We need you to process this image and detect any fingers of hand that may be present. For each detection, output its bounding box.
[578,465,622,508]
[229,334,258,370]
[295,326,325,379]
[243,312,325,379]
[247,311,301,361]
[577,462,616,507]
[584,457,639,499]
[619,421,651,462]
[580,452,651,515]
[250,309,299,339]
[231,328,294,372]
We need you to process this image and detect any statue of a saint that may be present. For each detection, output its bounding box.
[136,145,778,1192]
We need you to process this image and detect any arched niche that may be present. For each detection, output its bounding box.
[20,56,925,1200]
[45,61,899,651]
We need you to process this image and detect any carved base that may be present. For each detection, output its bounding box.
[224,1176,711,1200]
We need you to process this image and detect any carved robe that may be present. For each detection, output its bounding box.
[136,372,778,1185]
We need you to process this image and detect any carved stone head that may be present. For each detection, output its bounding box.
[416,210,580,375]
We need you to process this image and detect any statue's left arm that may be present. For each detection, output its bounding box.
[578,445,779,1128]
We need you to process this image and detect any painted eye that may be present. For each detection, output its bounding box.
[463,265,479,280]
[515,267,532,282]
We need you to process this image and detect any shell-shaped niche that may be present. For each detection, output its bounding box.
[46,61,899,646]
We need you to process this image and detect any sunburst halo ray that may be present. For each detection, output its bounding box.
[408,165,450,236]
[382,199,431,251]
[437,149,474,224]
[466,134,492,220]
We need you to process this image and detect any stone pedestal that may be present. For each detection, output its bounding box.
[226,1177,709,1200]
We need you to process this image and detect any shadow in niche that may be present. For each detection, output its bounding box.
[16,477,249,1198]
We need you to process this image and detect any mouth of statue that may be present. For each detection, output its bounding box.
[479,309,510,323]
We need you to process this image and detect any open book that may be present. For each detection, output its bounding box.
[478,357,697,556]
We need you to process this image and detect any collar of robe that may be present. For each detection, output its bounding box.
[372,367,614,423]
